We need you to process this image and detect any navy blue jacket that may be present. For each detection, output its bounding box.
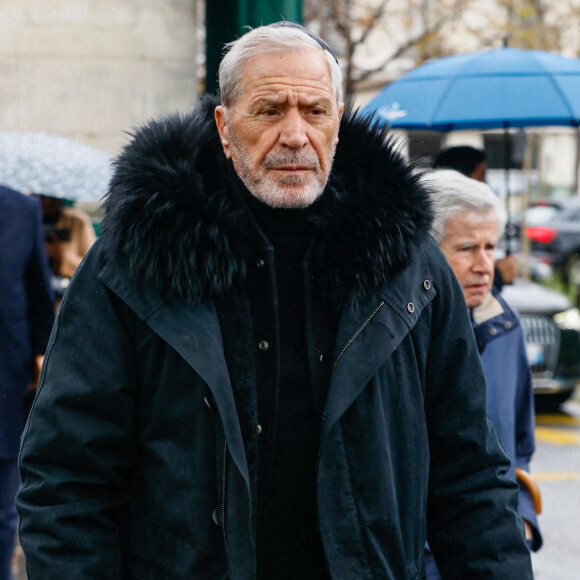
[0,185,54,460]
[472,288,542,550]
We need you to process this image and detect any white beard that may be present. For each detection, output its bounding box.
[229,135,335,209]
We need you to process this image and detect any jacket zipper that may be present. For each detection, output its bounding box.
[330,301,385,380]
[319,300,384,576]
[221,440,228,553]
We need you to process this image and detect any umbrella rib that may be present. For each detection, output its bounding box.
[532,54,579,126]
[427,52,483,129]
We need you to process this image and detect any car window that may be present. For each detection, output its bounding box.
[525,206,559,225]
[563,210,580,222]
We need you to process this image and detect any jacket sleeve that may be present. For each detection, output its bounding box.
[25,195,55,355]
[17,243,137,580]
[513,324,542,550]
[423,246,533,579]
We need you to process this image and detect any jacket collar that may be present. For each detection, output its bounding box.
[472,290,505,325]
[101,95,432,308]
[471,288,519,352]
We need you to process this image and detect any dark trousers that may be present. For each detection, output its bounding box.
[0,460,20,580]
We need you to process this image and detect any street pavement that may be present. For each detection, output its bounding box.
[530,395,580,579]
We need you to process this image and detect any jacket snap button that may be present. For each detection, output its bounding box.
[258,340,269,351]
[423,280,431,290]
[319,353,326,364]
[407,302,415,313]
[490,328,498,335]
[256,424,263,435]
[212,509,220,526]
[257,259,265,268]
[203,396,214,412]
[504,322,512,329]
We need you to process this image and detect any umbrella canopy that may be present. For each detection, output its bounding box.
[0,132,113,202]
[361,47,580,131]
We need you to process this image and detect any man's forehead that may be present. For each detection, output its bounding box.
[248,88,334,106]
[445,211,498,240]
[239,51,333,94]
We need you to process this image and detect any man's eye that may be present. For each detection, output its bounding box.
[263,109,278,117]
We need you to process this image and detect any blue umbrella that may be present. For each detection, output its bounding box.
[361,47,580,131]
[362,47,580,254]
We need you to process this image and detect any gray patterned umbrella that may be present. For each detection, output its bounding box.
[0,132,113,202]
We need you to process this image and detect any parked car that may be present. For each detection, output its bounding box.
[524,197,580,287]
[503,278,580,408]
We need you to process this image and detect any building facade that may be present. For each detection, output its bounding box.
[0,1,199,154]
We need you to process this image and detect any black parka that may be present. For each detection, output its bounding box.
[17,97,533,579]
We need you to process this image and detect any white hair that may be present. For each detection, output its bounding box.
[218,25,343,107]
[421,169,507,243]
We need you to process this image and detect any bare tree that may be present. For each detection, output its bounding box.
[452,0,580,55]
[304,0,474,95]
[304,0,580,95]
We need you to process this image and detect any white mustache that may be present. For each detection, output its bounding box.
[263,152,319,169]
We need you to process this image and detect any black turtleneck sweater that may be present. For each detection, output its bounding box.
[239,187,333,580]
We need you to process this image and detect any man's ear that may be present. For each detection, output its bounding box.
[215,106,231,159]
[334,102,345,147]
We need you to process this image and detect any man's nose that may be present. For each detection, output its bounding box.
[279,109,309,149]
[473,250,494,274]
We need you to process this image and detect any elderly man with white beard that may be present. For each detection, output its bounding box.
[18,23,533,580]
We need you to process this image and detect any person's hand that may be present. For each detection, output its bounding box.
[523,519,533,540]
[496,254,519,285]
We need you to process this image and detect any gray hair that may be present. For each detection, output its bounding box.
[422,169,507,243]
[218,25,343,107]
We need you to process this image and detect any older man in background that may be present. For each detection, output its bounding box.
[18,24,533,579]
[434,145,519,289]
[423,169,541,578]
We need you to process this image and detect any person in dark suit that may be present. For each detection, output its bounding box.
[0,184,54,580]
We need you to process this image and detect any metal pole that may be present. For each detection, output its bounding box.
[504,127,512,254]
[574,126,580,195]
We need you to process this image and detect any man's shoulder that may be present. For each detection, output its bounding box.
[383,237,459,297]
[0,185,38,214]
[415,236,457,286]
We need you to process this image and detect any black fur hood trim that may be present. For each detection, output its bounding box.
[102,95,432,306]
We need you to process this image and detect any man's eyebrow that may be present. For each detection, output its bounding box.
[250,95,334,109]
[301,96,333,107]
[248,96,285,109]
